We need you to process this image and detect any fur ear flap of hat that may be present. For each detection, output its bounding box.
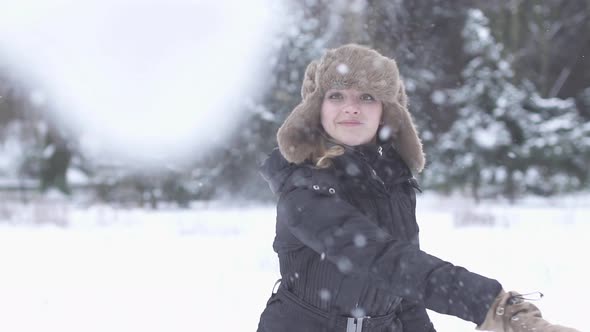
[276,60,324,165]
[381,79,425,173]
[277,44,425,173]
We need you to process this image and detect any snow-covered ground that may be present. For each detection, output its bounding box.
[0,193,587,331]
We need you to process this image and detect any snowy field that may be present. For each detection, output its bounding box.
[0,193,587,332]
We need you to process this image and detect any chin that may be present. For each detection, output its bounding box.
[331,131,374,146]
[339,138,370,146]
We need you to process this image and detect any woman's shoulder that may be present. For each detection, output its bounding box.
[281,162,344,197]
[260,148,342,196]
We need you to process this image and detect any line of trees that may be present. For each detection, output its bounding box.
[1,1,589,205]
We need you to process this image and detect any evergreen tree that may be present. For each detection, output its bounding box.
[520,92,590,195]
[426,8,589,200]
[426,9,531,201]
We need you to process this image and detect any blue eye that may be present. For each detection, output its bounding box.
[360,94,375,101]
[328,92,343,99]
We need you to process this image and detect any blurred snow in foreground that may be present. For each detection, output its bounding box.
[0,0,279,166]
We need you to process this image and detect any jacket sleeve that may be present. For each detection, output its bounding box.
[398,299,436,332]
[278,187,502,325]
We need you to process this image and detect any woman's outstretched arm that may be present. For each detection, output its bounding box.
[279,186,502,325]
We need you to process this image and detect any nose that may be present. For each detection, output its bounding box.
[343,102,360,114]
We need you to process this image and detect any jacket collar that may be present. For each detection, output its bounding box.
[351,143,384,164]
[336,142,412,183]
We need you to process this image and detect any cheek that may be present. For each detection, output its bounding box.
[320,104,337,126]
[368,107,383,127]
[320,108,328,127]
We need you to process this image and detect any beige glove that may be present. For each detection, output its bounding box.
[477,290,580,332]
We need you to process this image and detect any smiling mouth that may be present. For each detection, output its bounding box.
[338,121,363,126]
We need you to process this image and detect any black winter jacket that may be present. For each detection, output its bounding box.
[258,143,502,331]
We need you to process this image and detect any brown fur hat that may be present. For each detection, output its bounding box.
[277,44,425,173]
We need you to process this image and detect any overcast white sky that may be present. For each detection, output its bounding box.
[0,0,280,166]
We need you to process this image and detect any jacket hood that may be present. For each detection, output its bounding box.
[260,143,413,196]
[259,148,300,195]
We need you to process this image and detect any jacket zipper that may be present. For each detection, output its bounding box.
[355,146,413,313]
[362,147,411,311]
[355,149,388,195]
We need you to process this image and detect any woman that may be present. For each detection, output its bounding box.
[257,44,578,332]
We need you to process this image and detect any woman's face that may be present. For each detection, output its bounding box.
[320,88,383,146]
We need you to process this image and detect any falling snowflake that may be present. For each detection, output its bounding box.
[336,63,349,74]
[353,234,367,247]
[319,288,331,301]
[379,125,392,141]
[337,257,353,273]
[350,306,366,318]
